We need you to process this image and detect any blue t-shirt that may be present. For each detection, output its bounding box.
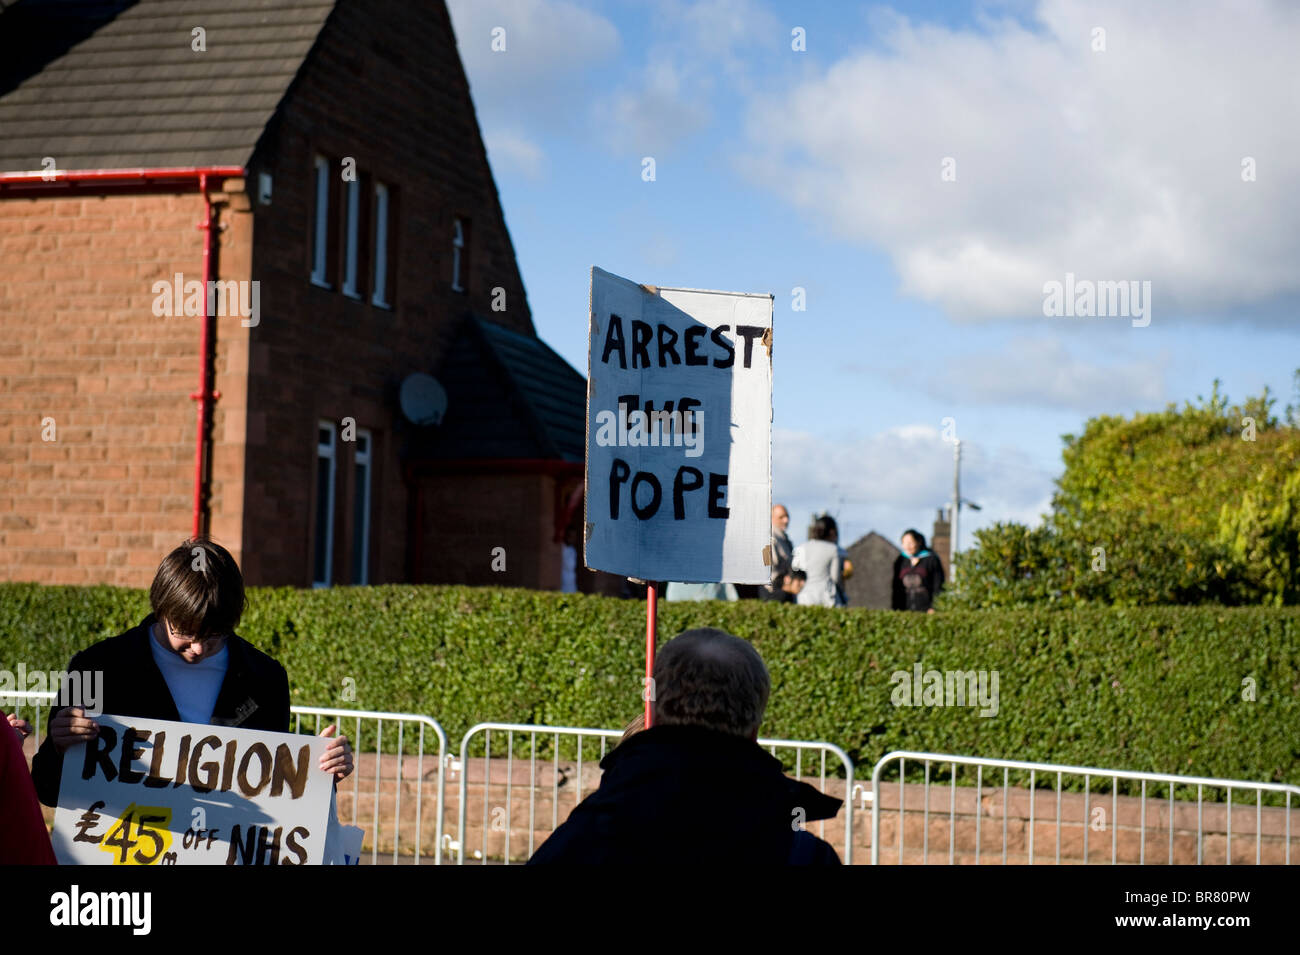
[148,629,229,724]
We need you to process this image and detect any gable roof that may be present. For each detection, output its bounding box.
[416,317,586,464]
[0,0,335,171]
[846,530,899,557]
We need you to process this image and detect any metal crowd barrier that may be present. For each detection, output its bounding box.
[455,721,855,864]
[870,751,1300,865]
[291,705,447,865]
[3,688,51,749]
[3,691,448,866]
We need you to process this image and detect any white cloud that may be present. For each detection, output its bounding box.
[483,128,546,180]
[668,0,784,89]
[591,0,783,156]
[446,0,619,108]
[591,56,713,157]
[740,0,1300,322]
[774,424,1054,548]
[923,335,1169,411]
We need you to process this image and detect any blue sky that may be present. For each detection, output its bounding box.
[446,0,1300,552]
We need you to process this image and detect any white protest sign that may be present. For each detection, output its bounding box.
[52,715,333,866]
[323,788,365,865]
[585,267,773,583]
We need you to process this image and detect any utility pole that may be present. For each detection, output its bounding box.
[951,439,960,583]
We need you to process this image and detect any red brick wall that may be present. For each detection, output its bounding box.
[1,0,557,590]
[0,189,251,585]
[239,0,539,587]
[414,472,562,589]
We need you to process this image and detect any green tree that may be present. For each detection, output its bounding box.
[943,375,1300,608]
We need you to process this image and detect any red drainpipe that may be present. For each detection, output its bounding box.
[0,165,245,538]
[192,172,218,538]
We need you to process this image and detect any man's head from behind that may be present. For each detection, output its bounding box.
[652,628,770,741]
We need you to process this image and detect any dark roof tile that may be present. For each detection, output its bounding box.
[0,0,335,171]
[414,317,586,463]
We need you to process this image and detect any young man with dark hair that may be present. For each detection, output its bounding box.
[528,628,842,865]
[30,539,352,808]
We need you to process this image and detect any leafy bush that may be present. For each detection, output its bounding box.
[945,380,1300,608]
[3,583,1298,789]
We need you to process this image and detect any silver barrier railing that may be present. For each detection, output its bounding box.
[291,705,447,865]
[2,691,448,866]
[3,688,51,751]
[870,750,1300,865]
[456,722,855,864]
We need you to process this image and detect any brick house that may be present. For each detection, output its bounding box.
[0,0,587,590]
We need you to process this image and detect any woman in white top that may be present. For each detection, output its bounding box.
[791,514,844,607]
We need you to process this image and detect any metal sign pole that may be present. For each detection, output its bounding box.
[644,582,658,727]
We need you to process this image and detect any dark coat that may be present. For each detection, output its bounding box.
[892,552,946,611]
[528,724,843,865]
[30,613,291,807]
[1,707,56,864]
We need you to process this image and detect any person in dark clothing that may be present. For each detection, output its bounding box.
[30,539,352,809]
[891,528,945,612]
[528,628,842,865]
[762,504,796,603]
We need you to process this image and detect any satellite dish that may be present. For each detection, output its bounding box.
[399,373,448,426]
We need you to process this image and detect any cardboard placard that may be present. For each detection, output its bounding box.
[51,715,334,866]
[585,267,773,583]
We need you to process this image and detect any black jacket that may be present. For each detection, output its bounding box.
[527,724,843,865]
[892,552,946,611]
[31,613,291,807]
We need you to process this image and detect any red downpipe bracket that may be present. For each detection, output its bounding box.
[0,166,244,538]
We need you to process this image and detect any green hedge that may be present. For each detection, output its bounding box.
[2,583,1298,790]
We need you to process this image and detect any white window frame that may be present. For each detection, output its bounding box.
[313,421,336,588]
[371,183,390,308]
[352,429,372,585]
[451,218,465,292]
[311,156,331,288]
[342,176,360,299]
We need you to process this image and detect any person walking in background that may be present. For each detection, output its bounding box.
[762,504,795,603]
[892,528,945,613]
[837,543,854,607]
[791,514,844,608]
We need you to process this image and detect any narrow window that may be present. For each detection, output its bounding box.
[352,429,372,584]
[313,422,336,587]
[372,183,391,307]
[342,176,361,298]
[310,156,330,287]
[451,218,466,292]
